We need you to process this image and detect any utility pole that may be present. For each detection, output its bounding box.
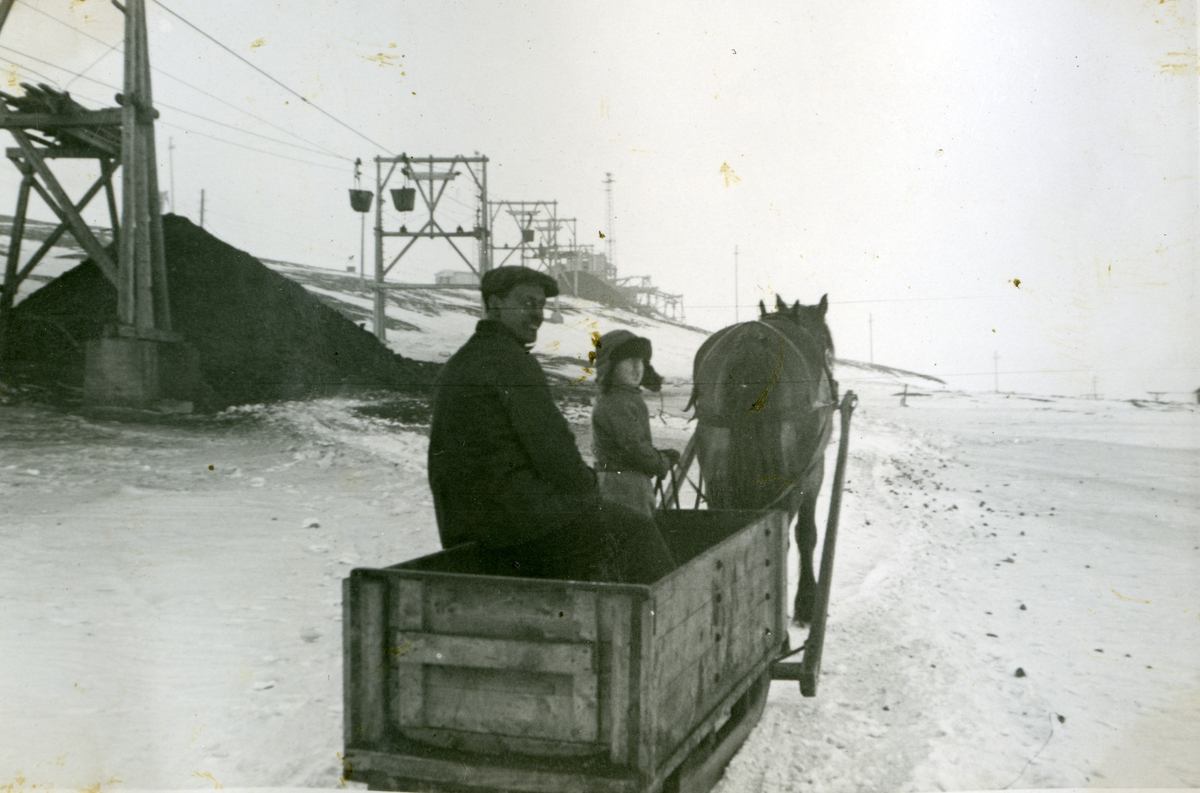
[604,172,615,272]
[993,351,999,393]
[370,154,489,340]
[83,0,194,407]
[358,209,366,281]
[374,155,384,336]
[168,136,175,213]
[869,313,874,364]
[734,244,739,323]
[477,151,490,273]
[199,188,205,228]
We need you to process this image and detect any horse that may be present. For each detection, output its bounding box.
[687,294,837,624]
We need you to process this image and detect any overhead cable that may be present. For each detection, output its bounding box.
[0,44,348,162]
[157,122,348,171]
[149,0,394,155]
[1,56,349,172]
[19,0,351,161]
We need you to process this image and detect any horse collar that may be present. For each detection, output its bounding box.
[754,319,837,397]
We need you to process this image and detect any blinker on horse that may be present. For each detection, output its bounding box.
[689,294,837,624]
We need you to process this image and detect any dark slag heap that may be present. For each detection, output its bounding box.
[3,214,436,408]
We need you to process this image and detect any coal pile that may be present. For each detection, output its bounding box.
[2,214,437,408]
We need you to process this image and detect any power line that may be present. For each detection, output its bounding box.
[16,0,350,161]
[66,44,119,90]
[934,366,1200,377]
[152,65,350,161]
[160,104,348,160]
[681,295,1023,309]
[149,0,394,155]
[833,295,1015,305]
[19,0,352,161]
[0,44,346,161]
[14,2,122,90]
[157,122,348,171]
[2,59,348,172]
[0,58,47,88]
[1,42,118,86]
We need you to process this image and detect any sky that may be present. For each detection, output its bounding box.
[2,0,1197,399]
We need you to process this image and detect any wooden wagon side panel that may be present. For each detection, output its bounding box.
[343,572,390,750]
[339,570,645,763]
[644,511,788,769]
[392,575,596,755]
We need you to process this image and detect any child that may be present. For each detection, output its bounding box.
[591,330,680,517]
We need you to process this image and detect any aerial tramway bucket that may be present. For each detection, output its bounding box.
[348,189,373,213]
[390,187,416,212]
[521,228,535,243]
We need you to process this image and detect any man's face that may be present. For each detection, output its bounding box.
[488,282,546,344]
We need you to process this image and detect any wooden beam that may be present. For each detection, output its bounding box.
[118,0,137,325]
[11,163,118,289]
[138,3,170,333]
[13,130,117,284]
[7,146,114,161]
[0,109,125,128]
[2,175,32,309]
[0,172,32,360]
[102,158,120,240]
[0,0,18,37]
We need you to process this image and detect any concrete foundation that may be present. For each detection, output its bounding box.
[83,333,201,409]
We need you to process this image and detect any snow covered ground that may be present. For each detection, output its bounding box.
[3,251,1197,792]
[1,371,1196,792]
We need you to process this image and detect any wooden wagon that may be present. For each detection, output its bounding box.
[342,393,857,793]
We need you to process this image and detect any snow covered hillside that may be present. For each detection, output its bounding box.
[262,258,712,383]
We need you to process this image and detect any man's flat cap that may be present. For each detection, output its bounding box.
[480,266,559,300]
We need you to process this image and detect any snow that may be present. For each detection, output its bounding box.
[715,384,1199,792]
[260,260,710,382]
[1,240,90,307]
[2,257,1197,791]
[2,372,1196,792]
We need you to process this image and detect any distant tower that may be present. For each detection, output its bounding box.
[604,172,615,271]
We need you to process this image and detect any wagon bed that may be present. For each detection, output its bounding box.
[343,508,788,793]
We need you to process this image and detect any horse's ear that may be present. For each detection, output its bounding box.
[758,299,766,317]
[775,294,787,312]
[818,294,828,317]
[791,300,800,320]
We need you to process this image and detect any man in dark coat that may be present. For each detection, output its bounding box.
[427,266,676,583]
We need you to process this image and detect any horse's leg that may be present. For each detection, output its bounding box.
[792,486,819,625]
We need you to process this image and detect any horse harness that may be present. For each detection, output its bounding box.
[753,318,839,412]
[692,318,838,426]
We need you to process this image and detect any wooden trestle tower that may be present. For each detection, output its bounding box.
[0,0,196,406]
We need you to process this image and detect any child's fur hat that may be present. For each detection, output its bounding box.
[595,329,662,391]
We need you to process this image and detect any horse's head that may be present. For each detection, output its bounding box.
[758,293,834,366]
